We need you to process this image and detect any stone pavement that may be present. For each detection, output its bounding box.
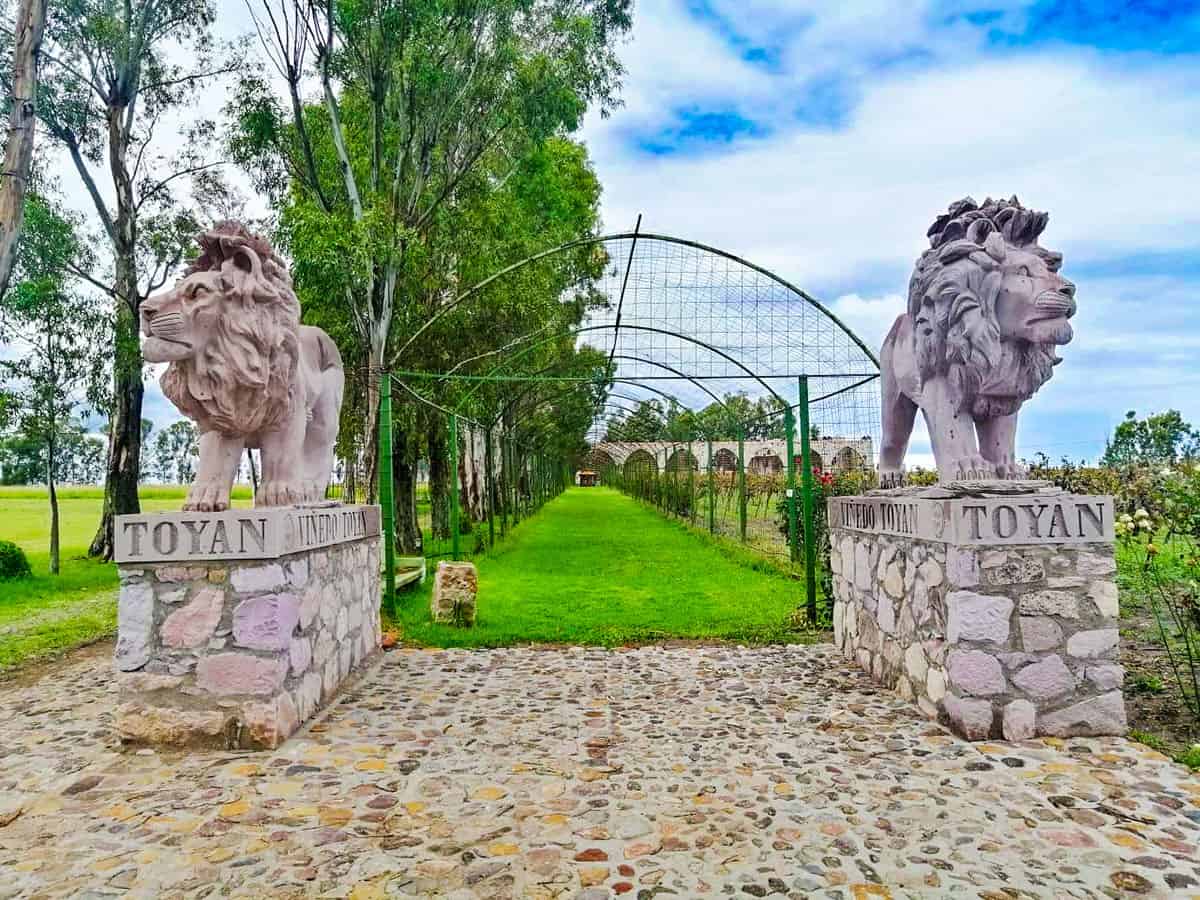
[0,642,1197,899]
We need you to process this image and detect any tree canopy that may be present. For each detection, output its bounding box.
[1101,410,1200,467]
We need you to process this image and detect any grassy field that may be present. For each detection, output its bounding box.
[390,487,813,648]
[0,484,251,670]
[2,483,812,669]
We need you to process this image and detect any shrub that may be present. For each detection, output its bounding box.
[1119,492,1200,728]
[0,540,32,579]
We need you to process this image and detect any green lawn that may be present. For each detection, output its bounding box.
[391,487,813,647]
[1,483,812,671]
[0,485,251,670]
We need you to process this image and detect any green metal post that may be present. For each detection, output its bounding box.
[688,441,696,524]
[377,372,396,612]
[448,413,460,559]
[737,426,747,542]
[484,426,496,549]
[707,439,715,534]
[798,376,818,622]
[784,406,799,565]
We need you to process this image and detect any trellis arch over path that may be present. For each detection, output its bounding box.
[387,222,883,618]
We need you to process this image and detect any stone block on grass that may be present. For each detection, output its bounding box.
[432,561,478,626]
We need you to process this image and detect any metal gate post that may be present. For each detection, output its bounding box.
[707,439,715,534]
[737,425,747,542]
[448,412,460,559]
[377,371,396,611]
[798,376,818,622]
[784,406,799,565]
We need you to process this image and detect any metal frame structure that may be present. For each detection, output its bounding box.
[380,225,881,622]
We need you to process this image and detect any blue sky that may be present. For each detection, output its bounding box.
[44,0,1200,469]
[579,0,1200,466]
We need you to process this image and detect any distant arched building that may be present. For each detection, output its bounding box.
[588,436,873,476]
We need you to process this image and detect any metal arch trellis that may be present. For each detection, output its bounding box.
[392,231,880,371]
[380,223,882,623]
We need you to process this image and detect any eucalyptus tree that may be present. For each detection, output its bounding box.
[0,192,105,572]
[0,0,47,299]
[34,0,239,557]
[232,0,631,497]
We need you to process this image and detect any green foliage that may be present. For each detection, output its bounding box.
[1178,744,1200,770]
[0,427,105,485]
[605,400,665,441]
[904,466,939,487]
[1028,454,1172,520]
[1102,410,1200,468]
[1129,673,1165,695]
[1119,501,1200,727]
[603,393,790,442]
[151,421,199,484]
[0,191,108,569]
[1128,728,1170,754]
[0,540,31,579]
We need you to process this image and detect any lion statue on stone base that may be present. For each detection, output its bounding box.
[141,222,344,511]
[879,196,1076,485]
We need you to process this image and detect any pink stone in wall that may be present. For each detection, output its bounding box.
[241,692,300,748]
[1003,699,1036,741]
[1085,664,1124,692]
[1011,654,1075,702]
[196,653,288,696]
[947,649,1006,696]
[944,692,994,740]
[1019,616,1063,653]
[1066,628,1118,660]
[231,563,285,594]
[160,586,223,648]
[946,591,1012,644]
[289,636,311,675]
[233,592,300,651]
[1038,691,1127,737]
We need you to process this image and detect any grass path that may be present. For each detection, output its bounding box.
[393,487,812,647]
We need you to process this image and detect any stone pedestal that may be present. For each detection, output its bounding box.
[829,483,1125,740]
[113,504,382,749]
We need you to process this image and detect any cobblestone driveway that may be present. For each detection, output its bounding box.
[1,642,1197,899]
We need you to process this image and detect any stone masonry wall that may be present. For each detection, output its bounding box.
[115,535,381,749]
[830,530,1126,740]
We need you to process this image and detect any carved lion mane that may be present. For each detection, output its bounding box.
[160,222,301,436]
[909,195,1061,418]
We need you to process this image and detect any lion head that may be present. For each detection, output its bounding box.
[142,222,301,436]
[908,196,1076,419]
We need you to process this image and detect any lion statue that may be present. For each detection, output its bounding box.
[879,196,1076,485]
[140,222,345,511]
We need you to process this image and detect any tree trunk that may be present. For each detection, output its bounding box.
[47,435,59,575]
[89,105,143,559]
[428,418,450,540]
[0,0,46,300]
[363,364,380,502]
[89,288,143,558]
[246,448,259,494]
[392,427,421,553]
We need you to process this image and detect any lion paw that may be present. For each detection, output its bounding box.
[949,454,998,482]
[184,482,230,512]
[995,458,1029,480]
[257,480,300,507]
[878,468,906,489]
